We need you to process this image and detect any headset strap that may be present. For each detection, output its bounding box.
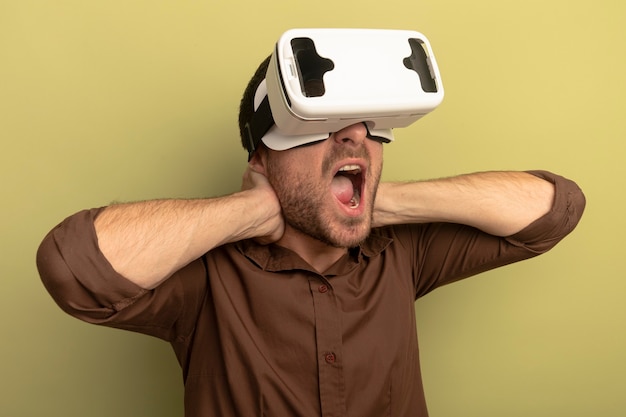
[243,95,274,160]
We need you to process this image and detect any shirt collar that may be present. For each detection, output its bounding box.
[235,230,392,274]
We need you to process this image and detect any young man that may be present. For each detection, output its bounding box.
[37,56,585,417]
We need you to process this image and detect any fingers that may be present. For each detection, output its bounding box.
[241,165,265,191]
[239,166,285,244]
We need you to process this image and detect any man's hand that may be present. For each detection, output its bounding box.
[241,165,284,245]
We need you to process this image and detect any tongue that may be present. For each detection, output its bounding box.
[331,175,355,204]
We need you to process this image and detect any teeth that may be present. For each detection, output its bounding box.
[338,164,361,173]
[349,187,361,209]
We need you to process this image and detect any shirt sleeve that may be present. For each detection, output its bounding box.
[390,170,586,298]
[506,170,586,252]
[36,208,207,342]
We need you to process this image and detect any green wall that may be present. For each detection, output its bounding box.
[1,1,623,416]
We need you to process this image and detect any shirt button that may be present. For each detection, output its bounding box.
[318,285,328,293]
[324,352,336,364]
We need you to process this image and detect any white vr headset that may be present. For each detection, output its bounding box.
[244,28,444,156]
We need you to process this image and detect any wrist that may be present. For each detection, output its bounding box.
[232,187,283,243]
[372,182,410,227]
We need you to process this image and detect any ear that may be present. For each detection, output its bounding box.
[248,147,268,175]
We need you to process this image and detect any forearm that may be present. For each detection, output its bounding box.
[373,171,555,236]
[95,188,279,289]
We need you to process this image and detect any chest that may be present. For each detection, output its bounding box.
[189,256,421,416]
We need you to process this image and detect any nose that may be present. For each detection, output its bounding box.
[332,123,368,147]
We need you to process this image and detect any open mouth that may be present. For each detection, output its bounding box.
[331,164,364,209]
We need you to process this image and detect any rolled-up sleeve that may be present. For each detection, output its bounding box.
[36,208,206,341]
[505,170,587,252]
[37,208,148,318]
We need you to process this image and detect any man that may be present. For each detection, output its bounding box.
[37,55,586,417]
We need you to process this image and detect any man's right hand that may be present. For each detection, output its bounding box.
[240,165,285,245]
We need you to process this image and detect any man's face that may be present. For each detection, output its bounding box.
[263,123,384,248]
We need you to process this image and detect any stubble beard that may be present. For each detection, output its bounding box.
[266,148,382,249]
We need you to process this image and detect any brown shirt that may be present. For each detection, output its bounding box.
[37,171,585,417]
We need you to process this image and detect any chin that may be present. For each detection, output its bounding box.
[284,200,374,249]
[326,222,372,248]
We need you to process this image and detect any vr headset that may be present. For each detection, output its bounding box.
[244,28,444,156]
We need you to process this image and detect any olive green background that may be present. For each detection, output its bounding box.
[1,1,624,416]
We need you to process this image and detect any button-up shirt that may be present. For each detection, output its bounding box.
[37,170,585,417]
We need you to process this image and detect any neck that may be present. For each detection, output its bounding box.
[276,225,348,273]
